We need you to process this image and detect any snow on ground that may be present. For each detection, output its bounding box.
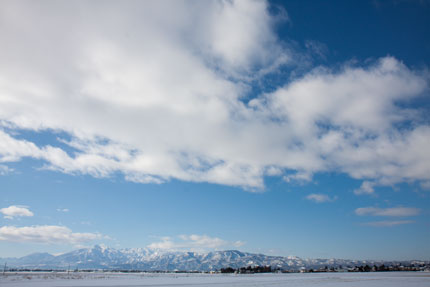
[1,271,429,286]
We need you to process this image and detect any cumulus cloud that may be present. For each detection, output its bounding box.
[147,234,245,252]
[355,207,420,217]
[0,1,429,191]
[0,205,34,219]
[0,225,103,244]
[305,193,336,203]
[362,220,415,227]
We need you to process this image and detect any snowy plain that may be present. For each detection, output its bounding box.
[1,271,429,287]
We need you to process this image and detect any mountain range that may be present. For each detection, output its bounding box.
[1,245,426,271]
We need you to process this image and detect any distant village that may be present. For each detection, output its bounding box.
[220,263,430,274]
[4,262,430,275]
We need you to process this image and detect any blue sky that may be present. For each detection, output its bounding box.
[0,0,429,260]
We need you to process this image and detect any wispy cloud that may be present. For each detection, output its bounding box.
[362,220,415,227]
[305,40,328,60]
[0,205,34,219]
[421,181,430,190]
[0,164,13,175]
[355,207,420,217]
[354,181,375,195]
[305,193,337,203]
[56,208,69,212]
[147,234,244,252]
[0,225,103,244]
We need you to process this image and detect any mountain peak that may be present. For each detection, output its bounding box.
[92,244,109,252]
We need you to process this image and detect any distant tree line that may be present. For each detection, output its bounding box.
[219,263,430,274]
[220,265,275,274]
[304,263,429,273]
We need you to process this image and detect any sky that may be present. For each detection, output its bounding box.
[0,0,429,261]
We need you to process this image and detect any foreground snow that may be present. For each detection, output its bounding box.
[1,271,429,286]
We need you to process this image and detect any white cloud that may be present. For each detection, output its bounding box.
[147,234,245,252]
[251,57,430,187]
[283,171,313,183]
[0,225,102,244]
[305,193,336,203]
[205,0,287,74]
[355,207,420,217]
[0,1,428,191]
[354,181,375,195]
[265,166,283,176]
[362,220,414,227]
[0,205,34,219]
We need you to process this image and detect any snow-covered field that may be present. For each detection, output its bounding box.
[1,271,429,286]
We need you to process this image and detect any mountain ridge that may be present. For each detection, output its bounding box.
[1,245,427,271]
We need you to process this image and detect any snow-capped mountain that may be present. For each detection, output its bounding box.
[0,245,424,271]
